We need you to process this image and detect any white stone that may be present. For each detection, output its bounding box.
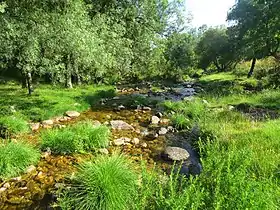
[151,116,160,124]
[98,148,109,155]
[42,119,53,125]
[26,165,36,173]
[30,123,40,131]
[65,111,80,118]
[164,147,190,161]
[110,120,134,130]
[131,138,140,145]
[158,127,168,135]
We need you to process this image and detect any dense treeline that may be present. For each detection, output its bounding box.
[0,0,279,93]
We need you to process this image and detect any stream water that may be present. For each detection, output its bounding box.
[0,83,202,209]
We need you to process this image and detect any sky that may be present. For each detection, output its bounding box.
[185,0,236,27]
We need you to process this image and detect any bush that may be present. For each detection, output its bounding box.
[0,142,40,179]
[0,115,29,138]
[41,121,110,154]
[59,155,137,210]
[172,113,190,130]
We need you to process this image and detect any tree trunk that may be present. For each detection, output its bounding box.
[65,73,73,88]
[247,58,256,78]
[22,75,27,88]
[77,74,81,85]
[27,72,33,95]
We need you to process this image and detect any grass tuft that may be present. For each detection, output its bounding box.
[59,154,137,210]
[40,121,110,154]
[0,142,40,179]
[0,115,29,138]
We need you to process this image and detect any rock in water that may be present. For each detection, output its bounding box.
[158,127,168,135]
[42,120,53,126]
[113,137,131,146]
[92,120,101,127]
[30,123,40,131]
[132,138,140,145]
[163,147,190,161]
[98,148,109,155]
[151,116,160,124]
[65,111,80,118]
[110,120,134,130]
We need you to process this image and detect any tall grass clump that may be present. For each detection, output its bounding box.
[0,142,40,179]
[41,121,110,154]
[0,115,29,138]
[59,155,137,210]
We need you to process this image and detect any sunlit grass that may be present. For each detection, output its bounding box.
[0,142,40,179]
[59,154,137,210]
[41,121,110,154]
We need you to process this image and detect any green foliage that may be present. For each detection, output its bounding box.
[59,154,137,210]
[41,121,110,154]
[196,27,238,71]
[0,115,29,138]
[157,88,280,209]
[164,32,196,80]
[0,0,186,85]
[0,142,40,179]
[228,0,280,61]
[163,99,207,129]
[172,113,190,129]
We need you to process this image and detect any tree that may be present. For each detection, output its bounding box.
[195,27,238,72]
[227,0,280,77]
[164,32,196,80]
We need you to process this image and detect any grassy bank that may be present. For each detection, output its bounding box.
[158,73,280,209]
[0,83,115,122]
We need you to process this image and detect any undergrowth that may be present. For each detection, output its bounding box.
[41,121,110,154]
[0,142,40,179]
[59,154,137,210]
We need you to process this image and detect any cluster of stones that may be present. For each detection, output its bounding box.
[29,111,80,131]
[0,152,76,209]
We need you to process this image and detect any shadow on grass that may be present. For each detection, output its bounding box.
[198,79,236,97]
[0,85,117,121]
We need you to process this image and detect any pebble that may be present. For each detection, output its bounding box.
[0,187,7,193]
[158,127,168,135]
[3,183,10,189]
[25,165,36,173]
[65,111,80,118]
[143,106,152,111]
[42,119,53,126]
[141,142,148,148]
[98,148,109,155]
[131,138,140,145]
[151,116,160,124]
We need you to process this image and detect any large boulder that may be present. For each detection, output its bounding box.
[163,147,190,161]
[110,120,134,130]
[65,111,80,118]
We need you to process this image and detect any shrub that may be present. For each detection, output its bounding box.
[41,121,110,154]
[59,155,137,210]
[0,115,29,138]
[172,113,190,130]
[0,142,40,179]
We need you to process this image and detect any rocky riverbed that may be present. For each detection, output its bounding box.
[0,82,202,209]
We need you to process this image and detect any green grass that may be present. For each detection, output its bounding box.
[0,83,115,121]
[154,71,280,209]
[0,142,40,179]
[40,121,110,154]
[0,115,30,138]
[163,99,207,130]
[59,154,137,210]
